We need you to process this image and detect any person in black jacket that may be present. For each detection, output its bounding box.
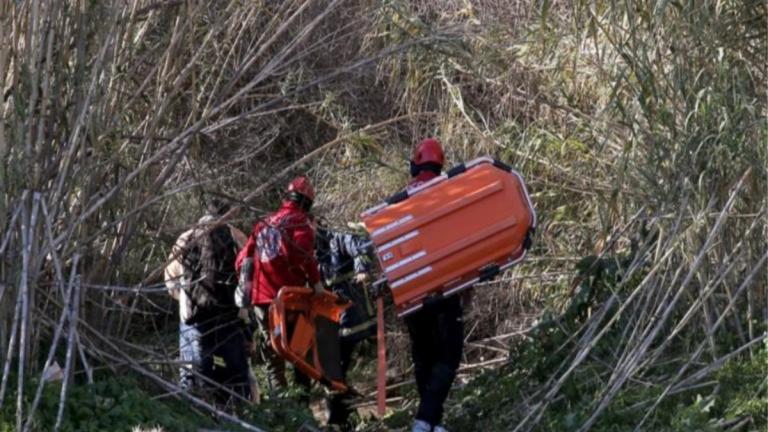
[164,201,251,403]
[404,138,463,432]
[315,223,376,430]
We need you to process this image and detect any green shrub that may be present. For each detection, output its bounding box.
[1,376,209,432]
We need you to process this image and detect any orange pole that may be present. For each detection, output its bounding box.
[376,296,386,416]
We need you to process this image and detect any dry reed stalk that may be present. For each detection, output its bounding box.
[652,209,765,357]
[572,171,753,431]
[29,279,262,425]
[631,252,768,430]
[23,252,80,432]
[0,197,24,257]
[0,1,762,430]
[140,111,436,286]
[16,193,40,430]
[54,266,80,432]
[514,189,744,432]
[0,283,23,409]
[78,316,267,432]
[74,331,94,385]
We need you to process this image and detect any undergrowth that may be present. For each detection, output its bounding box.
[443,253,767,431]
[0,373,316,432]
[0,376,205,432]
[445,340,766,432]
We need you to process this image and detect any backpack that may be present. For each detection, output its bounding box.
[181,224,239,324]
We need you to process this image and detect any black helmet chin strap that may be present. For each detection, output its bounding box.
[288,191,313,212]
[409,161,443,177]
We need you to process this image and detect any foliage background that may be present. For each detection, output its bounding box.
[0,0,765,430]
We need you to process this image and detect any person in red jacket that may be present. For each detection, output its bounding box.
[235,176,324,392]
[405,138,463,432]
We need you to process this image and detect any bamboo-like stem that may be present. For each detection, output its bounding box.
[0,285,23,409]
[633,252,768,430]
[646,209,766,363]
[73,311,267,432]
[0,196,25,258]
[54,258,80,432]
[575,170,752,432]
[74,333,93,385]
[15,192,34,431]
[41,198,95,384]
[22,252,79,432]
[0,2,763,430]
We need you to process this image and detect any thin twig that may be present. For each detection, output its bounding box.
[16,192,37,431]
[54,259,80,432]
[0,285,23,409]
[23,253,79,432]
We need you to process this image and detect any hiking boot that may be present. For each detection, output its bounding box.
[411,419,432,432]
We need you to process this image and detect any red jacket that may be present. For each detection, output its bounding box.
[236,200,321,305]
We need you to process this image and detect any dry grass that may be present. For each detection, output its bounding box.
[0,0,765,430]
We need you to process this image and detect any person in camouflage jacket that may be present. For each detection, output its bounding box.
[315,223,376,429]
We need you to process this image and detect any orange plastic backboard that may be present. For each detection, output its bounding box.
[269,286,350,392]
[361,157,535,316]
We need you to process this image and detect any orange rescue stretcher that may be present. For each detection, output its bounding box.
[268,286,350,392]
[268,157,534,411]
[361,157,536,317]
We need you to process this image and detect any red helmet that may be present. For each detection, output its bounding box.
[412,138,444,166]
[287,176,315,201]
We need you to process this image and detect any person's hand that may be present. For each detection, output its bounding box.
[312,281,325,296]
[354,272,369,284]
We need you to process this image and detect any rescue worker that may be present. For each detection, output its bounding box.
[315,223,376,429]
[235,176,323,395]
[404,138,463,432]
[164,200,251,402]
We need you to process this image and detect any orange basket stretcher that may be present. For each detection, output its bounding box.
[361,157,536,317]
[268,286,350,392]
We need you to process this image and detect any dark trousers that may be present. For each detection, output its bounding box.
[209,322,251,402]
[326,282,377,428]
[326,336,357,427]
[405,295,464,426]
[179,319,251,403]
